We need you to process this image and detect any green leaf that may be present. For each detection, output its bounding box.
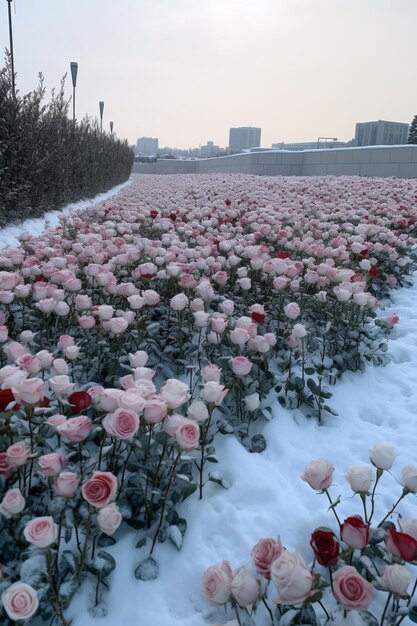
[167,525,183,550]
[208,472,230,490]
[409,606,417,623]
[135,556,159,581]
[251,433,267,453]
[358,610,379,626]
[206,455,219,463]
[94,551,116,577]
[307,378,318,393]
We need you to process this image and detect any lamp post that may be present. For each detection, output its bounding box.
[6,0,15,98]
[316,136,338,149]
[99,101,104,133]
[110,121,114,135]
[70,62,78,122]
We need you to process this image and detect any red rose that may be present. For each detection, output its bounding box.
[310,529,340,566]
[169,213,177,221]
[341,516,370,549]
[385,529,417,562]
[0,389,15,411]
[141,274,153,279]
[276,251,290,259]
[69,391,92,414]
[40,396,50,408]
[369,267,379,278]
[251,311,266,324]
[225,199,231,206]
[150,210,158,218]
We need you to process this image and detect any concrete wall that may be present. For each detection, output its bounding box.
[131,145,417,178]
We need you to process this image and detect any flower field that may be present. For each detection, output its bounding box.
[1,173,417,625]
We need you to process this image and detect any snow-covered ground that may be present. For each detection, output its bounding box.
[2,177,417,626]
[0,180,131,250]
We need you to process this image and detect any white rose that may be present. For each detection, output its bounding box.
[402,466,417,493]
[345,465,373,493]
[369,443,397,470]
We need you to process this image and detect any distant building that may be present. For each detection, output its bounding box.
[136,137,159,156]
[229,127,261,152]
[271,140,352,151]
[354,120,409,147]
[200,141,219,158]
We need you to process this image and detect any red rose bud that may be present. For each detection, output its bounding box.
[341,516,370,550]
[150,210,158,219]
[169,213,177,221]
[251,311,266,324]
[225,199,231,206]
[0,388,15,411]
[385,528,417,562]
[69,391,92,414]
[40,396,50,408]
[310,529,340,566]
[276,251,290,259]
[369,267,379,278]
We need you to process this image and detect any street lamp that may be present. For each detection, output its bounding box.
[316,137,338,149]
[6,0,15,98]
[110,121,114,135]
[99,101,104,133]
[70,62,78,122]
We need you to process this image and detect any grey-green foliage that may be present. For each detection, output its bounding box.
[0,53,134,227]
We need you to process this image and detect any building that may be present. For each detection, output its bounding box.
[229,127,261,152]
[200,141,219,158]
[271,140,352,151]
[354,120,409,147]
[136,137,159,156]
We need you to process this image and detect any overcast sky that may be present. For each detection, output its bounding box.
[1,0,416,149]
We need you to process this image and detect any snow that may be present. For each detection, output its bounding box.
[2,177,417,625]
[0,180,131,250]
[66,267,417,625]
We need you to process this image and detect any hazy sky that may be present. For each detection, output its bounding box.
[1,0,416,149]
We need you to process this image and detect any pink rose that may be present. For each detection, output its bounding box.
[230,328,250,346]
[79,315,96,329]
[15,354,42,374]
[200,381,228,405]
[142,289,160,305]
[202,561,233,605]
[340,516,370,549]
[4,341,29,363]
[201,364,222,382]
[102,408,140,439]
[46,413,67,428]
[38,453,65,477]
[6,442,30,467]
[270,551,313,605]
[301,459,334,491]
[231,567,260,607]
[0,488,25,518]
[0,452,12,478]
[2,582,39,621]
[97,503,122,536]
[187,400,209,423]
[57,335,75,349]
[143,397,168,423]
[251,537,283,579]
[97,388,124,412]
[230,356,252,376]
[24,516,59,548]
[159,379,191,409]
[163,413,186,436]
[81,471,118,508]
[107,318,129,335]
[170,293,189,311]
[57,415,93,443]
[12,377,45,405]
[49,375,75,396]
[128,350,148,368]
[332,565,373,611]
[53,472,80,497]
[283,302,300,320]
[175,419,200,451]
